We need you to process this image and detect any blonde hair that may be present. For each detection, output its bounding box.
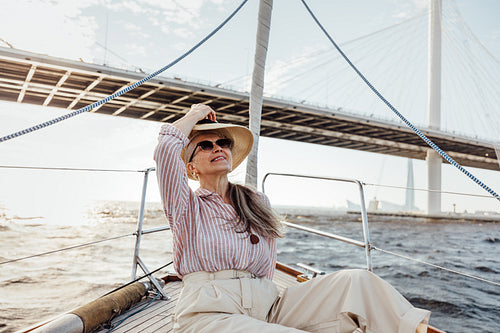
[228,183,283,239]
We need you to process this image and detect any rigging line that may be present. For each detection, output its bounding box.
[299,0,500,202]
[372,246,500,287]
[0,165,146,173]
[363,182,495,199]
[101,261,174,297]
[0,0,249,144]
[0,233,134,265]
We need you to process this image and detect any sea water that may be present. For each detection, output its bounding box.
[0,201,499,333]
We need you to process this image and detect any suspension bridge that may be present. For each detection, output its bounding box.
[0,0,499,214]
[0,45,498,171]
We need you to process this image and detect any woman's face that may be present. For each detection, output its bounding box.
[188,133,233,179]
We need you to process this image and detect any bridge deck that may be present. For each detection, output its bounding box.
[0,47,497,171]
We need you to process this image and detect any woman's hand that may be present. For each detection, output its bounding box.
[187,104,216,123]
[172,103,216,137]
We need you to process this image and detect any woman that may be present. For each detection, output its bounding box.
[154,104,430,333]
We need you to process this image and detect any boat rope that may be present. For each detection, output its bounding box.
[0,233,133,266]
[0,165,146,173]
[299,0,500,203]
[101,261,174,297]
[104,291,162,333]
[372,245,500,287]
[0,0,248,144]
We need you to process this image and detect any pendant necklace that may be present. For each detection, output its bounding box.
[250,233,259,244]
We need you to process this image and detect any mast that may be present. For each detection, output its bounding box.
[426,0,442,214]
[245,0,273,188]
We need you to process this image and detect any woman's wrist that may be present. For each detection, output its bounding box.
[172,104,215,137]
[172,112,200,137]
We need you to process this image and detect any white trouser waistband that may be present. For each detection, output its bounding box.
[183,269,257,283]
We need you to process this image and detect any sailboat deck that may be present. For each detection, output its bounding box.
[93,267,301,333]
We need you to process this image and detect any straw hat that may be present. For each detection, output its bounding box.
[182,119,254,180]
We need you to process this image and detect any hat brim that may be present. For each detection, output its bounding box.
[182,123,254,180]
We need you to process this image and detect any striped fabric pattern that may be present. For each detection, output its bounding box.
[154,124,277,279]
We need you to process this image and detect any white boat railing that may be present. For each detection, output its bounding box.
[130,167,170,299]
[262,172,373,271]
[2,165,497,293]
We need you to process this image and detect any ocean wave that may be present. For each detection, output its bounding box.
[1,205,498,333]
[0,276,38,286]
[483,237,499,243]
[474,266,497,274]
[408,297,471,318]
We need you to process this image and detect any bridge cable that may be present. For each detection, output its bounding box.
[299,0,500,202]
[0,0,248,143]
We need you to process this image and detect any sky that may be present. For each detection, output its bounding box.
[0,0,499,221]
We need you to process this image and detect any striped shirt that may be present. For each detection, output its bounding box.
[154,124,277,279]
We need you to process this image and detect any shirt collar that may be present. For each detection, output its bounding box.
[195,187,218,199]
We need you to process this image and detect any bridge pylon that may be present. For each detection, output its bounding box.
[427,0,442,214]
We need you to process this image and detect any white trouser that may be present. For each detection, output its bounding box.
[173,269,430,333]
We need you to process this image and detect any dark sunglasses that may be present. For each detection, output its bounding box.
[188,138,232,162]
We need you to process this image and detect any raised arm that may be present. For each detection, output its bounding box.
[153,104,216,224]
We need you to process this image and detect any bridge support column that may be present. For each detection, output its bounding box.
[427,0,442,214]
[427,150,441,214]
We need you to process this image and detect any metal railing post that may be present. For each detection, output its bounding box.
[356,180,373,271]
[131,167,154,280]
[262,173,374,271]
[130,167,169,299]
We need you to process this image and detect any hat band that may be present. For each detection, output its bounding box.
[196,118,217,125]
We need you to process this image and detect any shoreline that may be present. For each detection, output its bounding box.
[273,205,500,223]
[347,210,500,223]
